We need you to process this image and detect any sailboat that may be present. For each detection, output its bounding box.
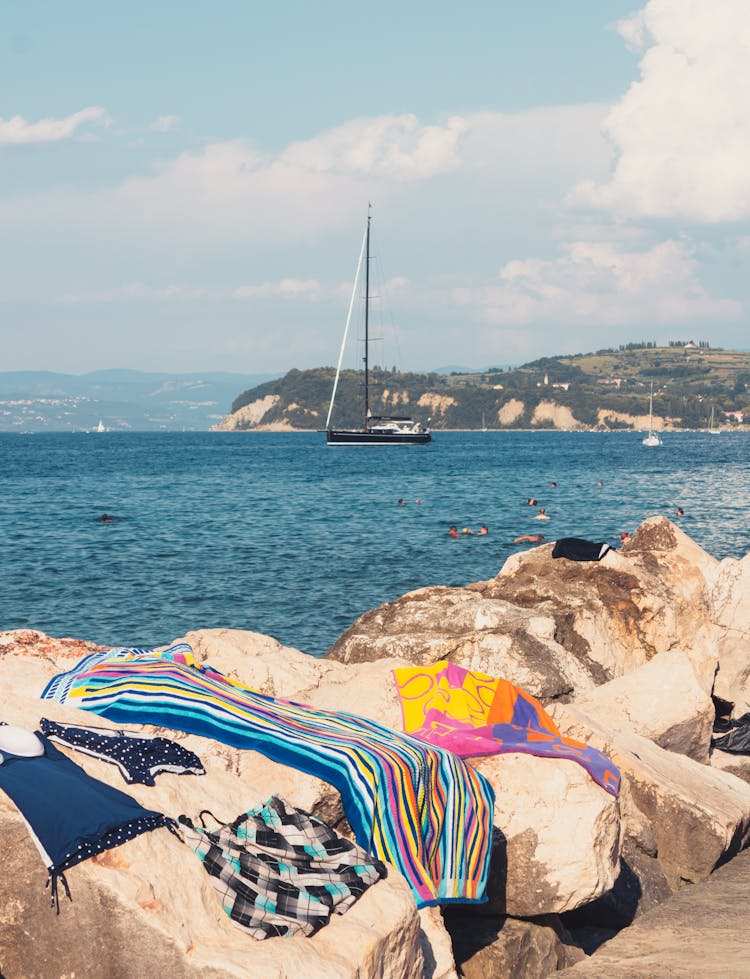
[481,412,488,432]
[642,383,662,446]
[96,419,106,433]
[709,406,720,434]
[325,207,431,445]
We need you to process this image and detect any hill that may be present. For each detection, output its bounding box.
[0,369,279,432]
[216,344,750,432]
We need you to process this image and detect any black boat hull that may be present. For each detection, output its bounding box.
[326,429,432,445]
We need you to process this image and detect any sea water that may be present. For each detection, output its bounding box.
[2,430,749,656]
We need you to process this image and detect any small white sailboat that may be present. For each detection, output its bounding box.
[709,406,720,434]
[481,412,488,432]
[96,419,106,433]
[642,383,662,447]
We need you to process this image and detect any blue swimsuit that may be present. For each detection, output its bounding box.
[40,717,205,786]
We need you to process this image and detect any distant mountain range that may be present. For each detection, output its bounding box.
[0,369,279,432]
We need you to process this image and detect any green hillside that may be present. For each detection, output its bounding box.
[218,344,750,432]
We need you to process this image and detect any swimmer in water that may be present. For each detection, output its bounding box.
[514,534,544,543]
[534,508,550,520]
[99,514,113,523]
[478,525,488,535]
[448,525,460,538]
[527,498,538,506]
[620,531,631,543]
[675,507,684,516]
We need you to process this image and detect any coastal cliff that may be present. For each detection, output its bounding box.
[215,346,750,432]
[3,517,750,977]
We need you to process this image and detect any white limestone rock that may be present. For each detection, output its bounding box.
[572,649,716,763]
[477,753,621,917]
[551,704,750,889]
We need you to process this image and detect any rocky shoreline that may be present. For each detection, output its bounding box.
[2,516,750,977]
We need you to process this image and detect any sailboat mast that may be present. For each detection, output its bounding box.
[364,206,371,429]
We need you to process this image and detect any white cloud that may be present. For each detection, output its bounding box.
[281,113,467,181]
[56,282,210,304]
[449,237,740,326]
[150,115,180,133]
[570,0,750,222]
[0,107,110,145]
[234,279,325,301]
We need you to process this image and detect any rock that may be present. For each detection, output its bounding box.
[555,848,750,977]
[326,587,603,702]
[709,552,750,712]
[477,753,621,917]
[550,704,750,889]
[443,909,585,979]
[419,906,459,979]
[326,518,722,707]
[572,649,716,763]
[0,633,425,979]
[185,630,622,918]
[710,746,750,786]
[483,518,718,683]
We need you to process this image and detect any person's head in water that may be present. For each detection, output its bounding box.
[478,525,488,535]
[448,525,459,537]
[620,531,630,543]
[676,507,684,516]
[99,514,113,522]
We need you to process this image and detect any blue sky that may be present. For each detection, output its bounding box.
[2,1,748,374]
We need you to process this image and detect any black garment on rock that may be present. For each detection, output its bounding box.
[552,538,611,562]
[40,717,205,786]
[712,713,750,755]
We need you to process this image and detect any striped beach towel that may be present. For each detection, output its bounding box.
[41,645,494,908]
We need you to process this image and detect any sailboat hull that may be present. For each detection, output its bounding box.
[327,428,432,445]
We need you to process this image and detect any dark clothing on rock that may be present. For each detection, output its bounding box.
[712,713,750,755]
[40,716,205,786]
[179,795,387,939]
[552,538,611,562]
[0,732,175,909]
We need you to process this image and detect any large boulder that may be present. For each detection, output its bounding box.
[326,519,721,705]
[571,649,716,763]
[443,909,585,979]
[551,704,750,890]
[477,753,621,917]
[185,630,622,919]
[0,632,424,979]
[556,848,750,977]
[709,552,750,712]
[480,518,719,682]
[326,587,606,702]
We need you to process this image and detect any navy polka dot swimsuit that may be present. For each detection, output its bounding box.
[39,717,205,786]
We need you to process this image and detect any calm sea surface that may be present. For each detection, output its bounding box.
[2,431,749,656]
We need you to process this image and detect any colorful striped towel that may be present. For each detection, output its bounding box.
[394,661,620,797]
[41,645,494,908]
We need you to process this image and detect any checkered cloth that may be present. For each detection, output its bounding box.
[178,796,387,939]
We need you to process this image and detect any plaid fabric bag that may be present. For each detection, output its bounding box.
[178,796,387,939]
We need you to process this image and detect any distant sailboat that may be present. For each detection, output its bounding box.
[96,419,106,433]
[642,383,662,447]
[709,406,720,434]
[481,412,488,432]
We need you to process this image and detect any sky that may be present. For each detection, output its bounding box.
[2,0,749,375]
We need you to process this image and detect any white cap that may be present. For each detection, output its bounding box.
[0,726,44,758]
